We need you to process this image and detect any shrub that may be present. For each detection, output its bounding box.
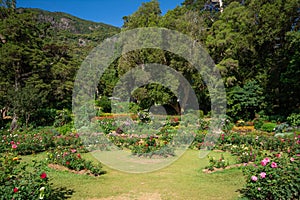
[254,118,264,130]
[47,147,106,176]
[55,122,74,135]
[205,154,230,171]
[260,122,277,132]
[0,149,52,199]
[287,113,300,127]
[241,154,300,199]
[54,109,73,127]
[95,96,111,113]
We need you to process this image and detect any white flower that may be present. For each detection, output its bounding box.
[39,187,45,199]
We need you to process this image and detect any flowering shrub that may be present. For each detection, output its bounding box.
[47,147,106,176]
[205,154,230,171]
[241,151,300,199]
[0,148,52,199]
[0,130,84,155]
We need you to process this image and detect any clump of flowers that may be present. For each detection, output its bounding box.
[241,152,299,199]
[205,154,230,171]
[0,145,52,199]
[47,147,106,176]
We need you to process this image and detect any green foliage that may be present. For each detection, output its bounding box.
[253,118,264,130]
[123,0,161,29]
[205,154,230,171]
[241,153,300,200]
[287,113,300,127]
[47,147,105,176]
[95,96,111,114]
[1,0,300,128]
[260,122,277,133]
[0,150,52,199]
[0,129,83,155]
[227,80,265,121]
[54,109,73,127]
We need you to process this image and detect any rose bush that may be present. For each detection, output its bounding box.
[0,146,52,199]
[241,153,299,199]
[47,147,106,176]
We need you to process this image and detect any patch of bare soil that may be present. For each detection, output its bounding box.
[202,162,254,174]
[48,164,95,176]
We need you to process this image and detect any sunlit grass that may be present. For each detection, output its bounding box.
[23,150,245,200]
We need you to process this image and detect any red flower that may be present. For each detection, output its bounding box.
[10,141,15,145]
[77,154,81,159]
[13,187,18,193]
[66,161,70,165]
[40,172,47,179]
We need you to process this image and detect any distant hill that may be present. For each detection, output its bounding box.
[16,8,121,58]
[17,8,120,35]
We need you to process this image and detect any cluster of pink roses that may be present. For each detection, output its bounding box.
[11,141,20,149]
[260,157,278,168]
[251,157,278,183]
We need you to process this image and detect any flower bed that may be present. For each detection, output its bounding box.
[213,130,300,199]
[47,147,105,176]
[0,146,52,199]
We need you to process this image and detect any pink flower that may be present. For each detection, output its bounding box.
[260,172,266,178]
[12,144,17,149]
[251,176,258,181]
[271,162,277,168]
[258,187,261,191]
[261,160,267,166]
[290,157,295,162]
[71,149,77,153]
[275,153,281,158]
[13,187,18,193]
[261,158,270,166]
[10,141,15,145]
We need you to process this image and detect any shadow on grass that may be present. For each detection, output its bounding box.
[50,187,74,200]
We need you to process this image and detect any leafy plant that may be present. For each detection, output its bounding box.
[0,148,52,199]
[260,122,277,133]
[47,147,106,176]
[205,154,229,171]
[287,113,300,127]
[241,154,300,200]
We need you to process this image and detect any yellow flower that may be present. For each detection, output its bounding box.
[12,157,18,161]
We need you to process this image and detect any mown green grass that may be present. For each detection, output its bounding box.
[24,150,245,200]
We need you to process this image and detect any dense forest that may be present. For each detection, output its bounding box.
[0,0,299,129]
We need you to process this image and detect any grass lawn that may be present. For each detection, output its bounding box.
[24,150,245,200]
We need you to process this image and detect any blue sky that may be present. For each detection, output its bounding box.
[17,0,184,27]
